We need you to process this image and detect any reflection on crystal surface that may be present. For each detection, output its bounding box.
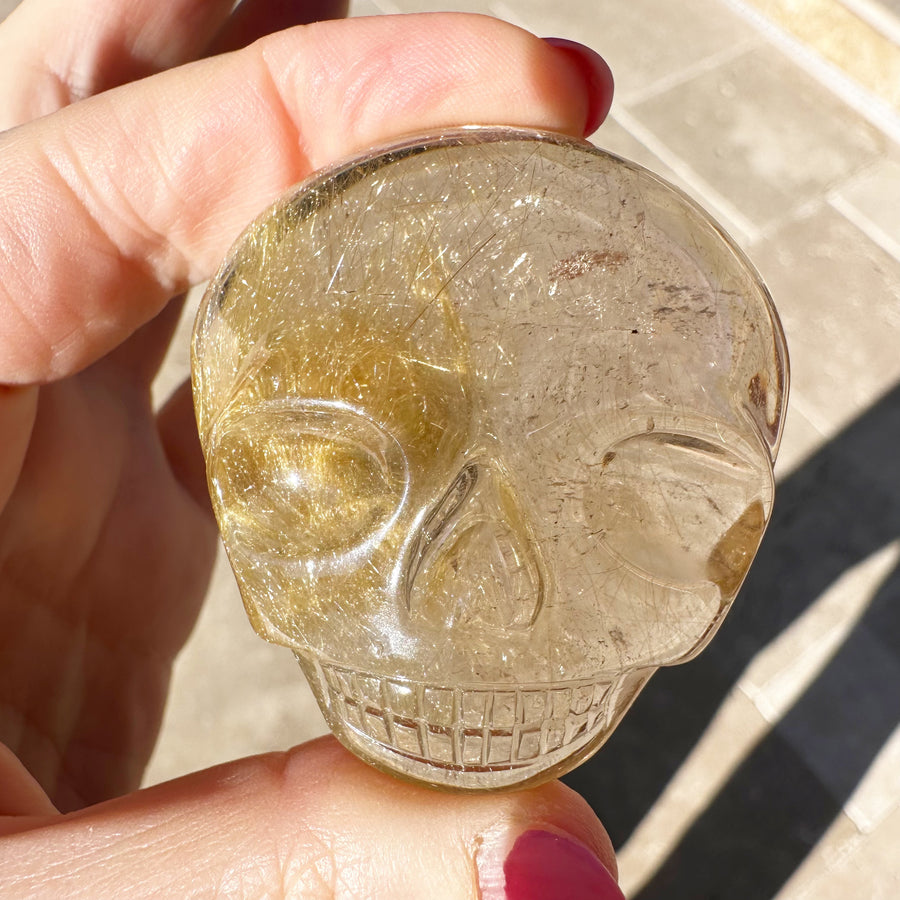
[192,128,789,790]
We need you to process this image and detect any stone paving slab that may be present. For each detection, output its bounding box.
[830,156,900,259]
[752,202,900,435]
[743,0,900,108]
[629,43,886,235]
[510,0,760,97]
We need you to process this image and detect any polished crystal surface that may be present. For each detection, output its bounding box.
[191,128,788,790]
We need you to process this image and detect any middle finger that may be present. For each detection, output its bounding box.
[0,0,345,128]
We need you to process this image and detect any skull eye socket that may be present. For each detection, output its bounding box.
[209,402,408,566]
[584,430,772,596]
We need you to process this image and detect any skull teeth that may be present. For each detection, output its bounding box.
[313,660,621,770]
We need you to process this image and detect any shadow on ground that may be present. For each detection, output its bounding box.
[564,383,900,899]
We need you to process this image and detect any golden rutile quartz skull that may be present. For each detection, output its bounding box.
[191,128,788,790]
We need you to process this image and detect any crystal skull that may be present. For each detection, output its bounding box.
[191,128,788,790]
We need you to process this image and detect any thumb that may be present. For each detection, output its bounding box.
[0,736,624,899]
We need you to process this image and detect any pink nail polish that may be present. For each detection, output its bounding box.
[504,829,626,900]
[543,37,614,137]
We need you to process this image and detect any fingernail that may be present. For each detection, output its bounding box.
[543,38,614,137]
[503,829,626,900]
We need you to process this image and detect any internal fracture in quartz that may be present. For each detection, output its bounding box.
[192,129,788,790]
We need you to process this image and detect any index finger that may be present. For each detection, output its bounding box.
[0,13,612,383]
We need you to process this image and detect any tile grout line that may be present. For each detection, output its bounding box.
[618,37,761,108]
[749,197,824,247]
[781,824,869,900]
[827,192,900,262]
[720,0,900,144]
[838,0,900,44]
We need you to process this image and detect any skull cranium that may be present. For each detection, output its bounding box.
[192,128,788,789]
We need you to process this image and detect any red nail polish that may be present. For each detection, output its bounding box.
[504,829,626,900]
[543,37,614,137]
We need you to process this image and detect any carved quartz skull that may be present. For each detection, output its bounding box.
[192,129,788,790]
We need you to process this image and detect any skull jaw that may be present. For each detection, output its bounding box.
[297,652,654,790]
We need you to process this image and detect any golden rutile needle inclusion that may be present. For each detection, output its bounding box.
[192,128,789,790]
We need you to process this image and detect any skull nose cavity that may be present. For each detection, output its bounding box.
[406,461,545,630]
[585,429,772,594]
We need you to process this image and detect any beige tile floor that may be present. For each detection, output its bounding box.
[3,0,899,896]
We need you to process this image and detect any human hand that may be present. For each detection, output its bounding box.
[0,0,620,894]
